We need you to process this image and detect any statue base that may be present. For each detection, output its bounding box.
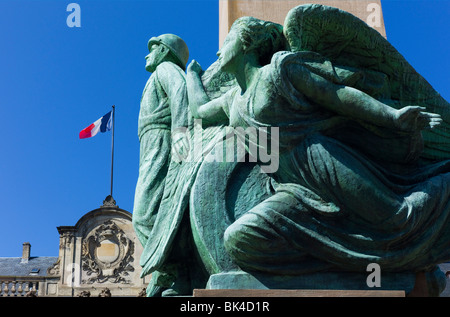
[204,271,414,291]
[193,288,405,297]
[196,269,446,296]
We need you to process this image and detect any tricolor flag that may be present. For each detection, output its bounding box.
[79,111,112,139]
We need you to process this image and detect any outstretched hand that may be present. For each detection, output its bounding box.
[395,106,442,132]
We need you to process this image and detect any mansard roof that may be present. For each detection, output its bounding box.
[0,256,58,278]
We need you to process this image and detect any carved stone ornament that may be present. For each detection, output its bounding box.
[47,258,61,276]
[81,220,134,284]
[101,195,117,208]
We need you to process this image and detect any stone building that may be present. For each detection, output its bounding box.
[0,196,148,297]
[0,242,59,296]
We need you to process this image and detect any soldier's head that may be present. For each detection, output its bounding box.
[145,34,189,72]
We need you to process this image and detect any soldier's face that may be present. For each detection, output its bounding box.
[145,43,166,72]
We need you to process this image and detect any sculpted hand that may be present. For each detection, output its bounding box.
[394,106,442,132]
[187,59,202,74]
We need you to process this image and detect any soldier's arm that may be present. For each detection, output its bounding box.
[157,62,190,130]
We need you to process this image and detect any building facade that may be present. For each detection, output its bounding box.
[0,196,148,297]
[0,242,59,297]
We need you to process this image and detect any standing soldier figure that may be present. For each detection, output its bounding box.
[133,34,190,296]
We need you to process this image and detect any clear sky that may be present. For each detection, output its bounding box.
[0,0,448,257]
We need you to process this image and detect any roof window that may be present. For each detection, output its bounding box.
[30,268,40,275]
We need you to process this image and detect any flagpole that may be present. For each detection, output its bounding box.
[110,105,115,198]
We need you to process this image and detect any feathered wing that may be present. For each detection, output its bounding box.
[283,4,450,161]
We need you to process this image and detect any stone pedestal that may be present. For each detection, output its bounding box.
[203,271,415,292]
[193,268,447,297]
[194,289,405,297]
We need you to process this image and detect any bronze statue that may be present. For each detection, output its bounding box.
[136,5,450,296]
[133,34,194,296]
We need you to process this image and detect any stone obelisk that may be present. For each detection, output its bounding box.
[219,0,386,47]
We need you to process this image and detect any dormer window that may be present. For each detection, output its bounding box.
[30,268,40,275]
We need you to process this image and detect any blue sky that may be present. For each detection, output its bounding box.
[0,0,448,257]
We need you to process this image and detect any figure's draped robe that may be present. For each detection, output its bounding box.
[134,61,188,258]
[222,52,450,274]
[139,52,450,279]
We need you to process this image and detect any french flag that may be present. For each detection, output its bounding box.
[79,111,112,139]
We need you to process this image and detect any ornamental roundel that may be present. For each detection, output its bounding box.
[81,220,134,284]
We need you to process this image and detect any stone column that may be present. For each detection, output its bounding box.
[56,227,77,296]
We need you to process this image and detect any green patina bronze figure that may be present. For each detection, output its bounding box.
[135,5,450,296]
[133,33,189,249]
[133,33,199,296]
